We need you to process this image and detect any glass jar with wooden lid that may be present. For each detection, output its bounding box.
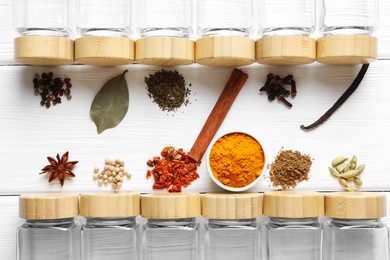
[17,193,80,260]
[196,0,255,67]
[323,192,389,260]
[263,191,324,260]
[202,193,263,260]
[135,0,194,66]
[317,0,378,64]
[256,0,316,66]
[14,0,74,65]
[141,193,201,260]
[80,193,140,260]
[74,0,134,66]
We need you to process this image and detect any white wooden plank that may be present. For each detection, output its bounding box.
[1,194,390,260]
[0,62,389,194]
[0,0,389,64]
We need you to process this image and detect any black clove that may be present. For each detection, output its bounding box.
[260,73,296,108]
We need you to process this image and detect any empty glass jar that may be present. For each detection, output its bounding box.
[80,193,140,260]
[17,194,80,260]
[74,0,134,66]
[323,192,389,260]
[135,0,194,66]
[196,0,255,66]
[202,193,263,260]
[141,193,200,260]
[317,0,378,64]
[256,0,316,65]
[263,191,324,260]
[320,0,378,36]
[13,0,73,65]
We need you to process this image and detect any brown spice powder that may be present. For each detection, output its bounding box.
[269,150,312,190]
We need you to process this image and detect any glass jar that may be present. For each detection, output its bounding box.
[13,0,73,65]
[74,0,134,66]
[196,0,255,66]
[80,193,140,260]
[141,193,200,260]
[202,193,263,260]
[17,194,80,260]
[135,0,194,66]
[263,191,324,260]
[256,0,316,65]
[323,192,389,260]
[317,0,378,64]
[137,0,191,38]
[320,0,378,36]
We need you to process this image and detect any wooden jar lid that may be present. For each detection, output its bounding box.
[80,193,140,218]
[317,35,377,65]
[325,192,386,219]
[14,36,74,65]
[256,36,316,66]
[141,193,201,219]
[75,36,135,66]
[202,193,263,219]
[19,193,79,220]
[196,36,255,67]
[135,37,194,66]
[263,191,324,218]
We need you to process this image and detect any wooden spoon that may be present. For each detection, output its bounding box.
[188,68,249,163]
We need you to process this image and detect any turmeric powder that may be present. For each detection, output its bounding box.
[209,133,265,188]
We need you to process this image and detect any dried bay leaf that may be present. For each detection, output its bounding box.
[90,70,129,134]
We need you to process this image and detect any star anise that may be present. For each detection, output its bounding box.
[39,151,78,186]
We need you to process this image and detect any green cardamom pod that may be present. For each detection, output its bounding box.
[346,186,357,192]
[357,164,365,174]
[336,163,345,173]
[339,177,348,188]
[331,157,348,167]
[354,177,363,187]
[350,156,357,170]
[343,161,351,173]
[329,167,340,178]
[340,170,361,179]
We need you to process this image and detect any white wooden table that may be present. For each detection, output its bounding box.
[1,0,390,258]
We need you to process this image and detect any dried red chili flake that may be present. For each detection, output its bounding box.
[146,146,200,192]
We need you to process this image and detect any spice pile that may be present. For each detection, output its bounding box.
[329,156,365,192]
[93,158,132,192]
[39,151,78,186]
[209,133,265,188]
[146,146,200,192]
[260,73,296,108]
[145,70,191,112]
[33,72,72,108]
[269,150,312,189]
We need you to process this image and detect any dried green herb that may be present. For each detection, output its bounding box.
[145,70,191,112]
[90,70,129,134]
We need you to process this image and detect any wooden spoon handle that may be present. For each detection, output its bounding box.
[188,68,249,163]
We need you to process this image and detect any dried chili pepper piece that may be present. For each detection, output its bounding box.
[146,146,200,192]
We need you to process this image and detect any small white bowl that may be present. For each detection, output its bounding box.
[206,131,266,192]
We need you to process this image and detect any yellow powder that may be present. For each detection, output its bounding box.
[209,133,265,188]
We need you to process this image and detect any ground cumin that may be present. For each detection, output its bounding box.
[269,150,312,190]
[209,133,265,188]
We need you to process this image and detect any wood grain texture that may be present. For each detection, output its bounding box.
[0,63,389,194]
[317,35,377,65]
[202,193,263,219]
[256,36,316,66]
[75,36,135,66]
